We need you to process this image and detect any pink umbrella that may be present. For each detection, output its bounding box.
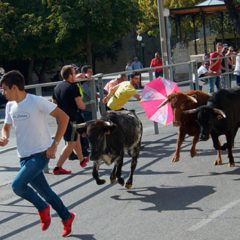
[140,77,180,125]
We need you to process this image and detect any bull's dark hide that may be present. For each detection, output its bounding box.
[77,110,142,189]
[186,88,240,167]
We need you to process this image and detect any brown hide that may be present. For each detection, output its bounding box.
[168,90,210,129]
[166,90,222,164]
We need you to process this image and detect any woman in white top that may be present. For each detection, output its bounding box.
[234,48,240,86]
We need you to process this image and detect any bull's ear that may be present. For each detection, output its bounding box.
[74,122,87,135]
[104,124,117,135]
[76,126,87,135]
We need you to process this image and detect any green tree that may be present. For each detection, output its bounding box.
[137,0,240,44]
[0,0,59,83]
[224,0,240,35]
[137,0,203,41]
[0,0,141,83]
[47,0,141,65]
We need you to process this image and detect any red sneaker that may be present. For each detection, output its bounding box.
[38,205,51,231]
[62,212,75,237]
[80,157,89,167]
[53,167,72,175]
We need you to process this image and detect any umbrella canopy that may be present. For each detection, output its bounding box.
[141,77,180,125]
[195,0,225,6]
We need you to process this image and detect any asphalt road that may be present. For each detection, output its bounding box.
[1,80,240,240]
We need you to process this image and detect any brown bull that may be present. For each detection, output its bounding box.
[158,90,222,165]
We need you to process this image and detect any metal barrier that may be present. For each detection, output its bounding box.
[0,56,236,159]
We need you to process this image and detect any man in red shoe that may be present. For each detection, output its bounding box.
[0,70,75,237]
[52,65,89,174]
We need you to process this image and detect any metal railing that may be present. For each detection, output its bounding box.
[0,55,236,157]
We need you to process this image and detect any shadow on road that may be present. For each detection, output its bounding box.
[111,185,215,212]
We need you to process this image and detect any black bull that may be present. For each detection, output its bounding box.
[76,110,143,189]
[184,88,240,167]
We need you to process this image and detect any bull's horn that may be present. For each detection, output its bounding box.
[187,95,197,103]
[213,108,227,118]
[104,121,113,126]
[183,108,198,114]
[75,122,87,129]
[157,98,169,109]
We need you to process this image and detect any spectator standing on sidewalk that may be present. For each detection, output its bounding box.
[220,44,228,88]
[76,65,99,121]
[225,46,234,87]
[234,47,240,86]
[125,61,132,80]
[52,65,89,175]
[150,52,163,78]
[208,42,224,94]
[103,72,141,110]
[0,70,75,237]
[131,57,143,88]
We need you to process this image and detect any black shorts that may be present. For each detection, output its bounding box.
[64,121,78,142]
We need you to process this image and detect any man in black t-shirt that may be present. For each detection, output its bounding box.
[52,65,89,174]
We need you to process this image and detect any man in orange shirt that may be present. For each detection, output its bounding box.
[150,52,163,78]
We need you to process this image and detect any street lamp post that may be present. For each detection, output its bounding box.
[157,0,169,79]
[137,34,144,66]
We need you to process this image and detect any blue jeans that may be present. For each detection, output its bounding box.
[12,151,70,221]
[82,110,93,121]
[208,76,221,94]
[155,71,163,78]
[235,75,240,86]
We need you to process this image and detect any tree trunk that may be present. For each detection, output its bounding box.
[224,0,240,34]
[39,58,48,83]
[27,58,34,85]
[86,30,93,65]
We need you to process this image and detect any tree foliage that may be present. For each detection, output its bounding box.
[0,0,141,83]
[137,0,203,40]
[47,0,141,64]
[137,0,240,43]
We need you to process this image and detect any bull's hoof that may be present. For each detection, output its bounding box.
[110,178,116,184]
[214,160,222,165]
[190,150,197,158]
[96,179,106,185]
[125,183,132,189]
[228,163,235,167]
[118,178,125,186]
[172,157,179,162]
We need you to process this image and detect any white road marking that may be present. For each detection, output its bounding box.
[188,199,240,231]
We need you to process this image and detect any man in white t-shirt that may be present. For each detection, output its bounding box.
[193,62,215,90]
[198,62,212,79]
[0,70,75,237]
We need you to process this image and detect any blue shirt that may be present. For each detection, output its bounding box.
[131,61,143,70]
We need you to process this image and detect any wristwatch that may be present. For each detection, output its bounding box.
[52,139,59,145]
